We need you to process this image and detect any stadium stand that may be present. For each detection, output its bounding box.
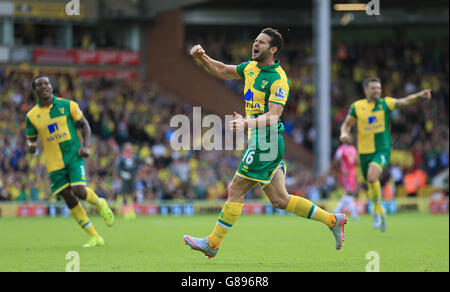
[1,26,449,203]
[0,5,448,205]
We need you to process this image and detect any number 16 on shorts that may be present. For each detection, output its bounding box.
[242,149,255,165]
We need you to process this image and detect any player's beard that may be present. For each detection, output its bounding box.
[252,49,270,63]
[366,91,381,101]
[370,93,381,100]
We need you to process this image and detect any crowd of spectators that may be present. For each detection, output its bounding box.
[0,70,320,202]
[0,27,448,203]
[185,27,449,192]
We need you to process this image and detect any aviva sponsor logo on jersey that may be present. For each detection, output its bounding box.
[46,122,69,142]
[364,112,384,133]
[48,123,59,134]
[368,116,378,124]
[244,89,261,109]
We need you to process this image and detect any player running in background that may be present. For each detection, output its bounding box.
[184,28,346,258]
[26,75,115,247]
[116,142,141,219]
[333,140,359,219]
[340,77,431,232]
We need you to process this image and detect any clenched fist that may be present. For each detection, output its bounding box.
[417,89,432,100]
[78,147,90,158]
[339,132,352,144]
[190,44,206,59]
[27,140,38,154]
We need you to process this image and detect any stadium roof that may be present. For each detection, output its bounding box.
[182,0,449,26]
[185,0,449,10]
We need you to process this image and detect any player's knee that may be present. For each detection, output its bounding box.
[72,186,87,200]
[228,189,243,202]
[59,189,79,209]
[271,200,287,209]
[228,184,246,202]
[367,175,378,184]
[270,195,289,209]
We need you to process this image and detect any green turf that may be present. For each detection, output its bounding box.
[0,213,448,272]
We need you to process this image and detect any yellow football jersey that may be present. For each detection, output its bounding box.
[26,96,83,173]
[349,97,397,154]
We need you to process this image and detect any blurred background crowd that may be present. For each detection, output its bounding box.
[0,27,448,203]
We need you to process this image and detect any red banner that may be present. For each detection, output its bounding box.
[75,50,140,65]
[75,50,98,64]
[77,69,137,80]
[430,200,448,214]
[341,200,367,215]
[17,204,46,217]
[429,191,449,214]
[34,49,140,66]
[34,49,76,64]
[134,204,159,216]
[242,203,265,215]
[117,51,140,65]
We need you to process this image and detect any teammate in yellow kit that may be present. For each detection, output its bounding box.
[340,77,431,231]
[26,75,115,247]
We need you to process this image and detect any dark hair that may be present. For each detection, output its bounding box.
[261,28,283,57]
[32,75,49,90]
[362,77,381,89]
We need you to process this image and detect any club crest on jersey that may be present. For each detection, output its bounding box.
[260,80,269,89]
[275,87,286,99]
[59,107,65,115]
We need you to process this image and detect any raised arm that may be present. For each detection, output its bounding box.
[395,89,432,109]
[340,115,356,144]
[190,44,240,79]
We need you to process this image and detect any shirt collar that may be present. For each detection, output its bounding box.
[38,95,56,108]
[366,97,380,104]
[257,58,280,70]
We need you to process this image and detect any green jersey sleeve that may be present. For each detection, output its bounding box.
[349,103,357,118]
[26,115,38,138]
[235,61,250,79]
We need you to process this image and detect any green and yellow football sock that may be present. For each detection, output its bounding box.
[85,187,105,211]
[285,195,336,228]
[208,201,244,250]
[368,180,385,216]
[69,202,100,238]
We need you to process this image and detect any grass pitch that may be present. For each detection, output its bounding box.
[0,213,448,272]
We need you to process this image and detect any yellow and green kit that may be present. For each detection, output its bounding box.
[234,59,289,185]
[349,97,397,180]
[26,96,87,196]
